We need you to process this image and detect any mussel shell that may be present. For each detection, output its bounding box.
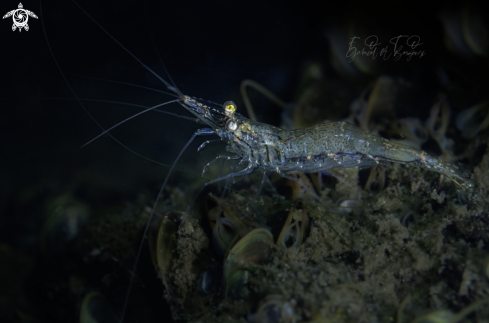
[248,294,296,323]
[455,101,489,139]
[224,228,274,298]
[147,212,180,289]
[157,213,180,276]
[41,194,90,252]
[387,118,428,150]
[347,77,400,134]
[439,8,474,57]
[206,194,246,256]
[325,17,380,78]
[401,212,416,227]
[411,310,455,323]
[426,96,450,139]
[276,200,308,249]
[439,4,489,58]
[362,77,398,132]
[339,199,362,214]
[347,19,381,76]
[292,78,355,128]
[196,264,222,295]
[281,173,316,201]
[326,25,360,78]
[462,5,489,57]
[364,165,386,192]
[79,292,119,323]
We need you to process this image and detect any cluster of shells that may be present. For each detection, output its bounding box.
[146,193,310,322]
[144,171,489,323]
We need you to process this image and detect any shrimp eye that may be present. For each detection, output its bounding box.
[224,101,237,116]
[226,119,238,131]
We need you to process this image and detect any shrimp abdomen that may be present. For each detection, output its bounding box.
[273,121,472,188]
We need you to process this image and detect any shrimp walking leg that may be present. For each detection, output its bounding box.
[198,139,224,152]
[264,173,282,198]
[219,160,245,201]
[202,155,241,177]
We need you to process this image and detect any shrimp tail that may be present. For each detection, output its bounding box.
[417,153,473,190]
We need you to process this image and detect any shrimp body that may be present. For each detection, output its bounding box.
[215,114,472,189]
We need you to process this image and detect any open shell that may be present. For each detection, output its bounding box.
[205,193,247,256]
[276,200,309,249]
[224,228,274,299]
[456,101,489,139]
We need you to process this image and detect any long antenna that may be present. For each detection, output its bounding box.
[72,0,179,95]
[80,99,179,148]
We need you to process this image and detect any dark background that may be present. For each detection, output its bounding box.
[1,0,486,322]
